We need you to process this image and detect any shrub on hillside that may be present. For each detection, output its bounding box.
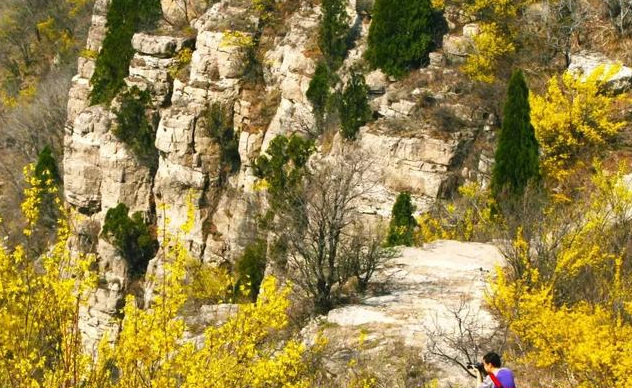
[236,239,267,302]
[387,192,417,246]
[365,0,435,77]
[253,134,315,210]
[34,146,60,184]
[113,86,158,170]
[101,203,158,277]
[204,102,241,175]
[340,71,372,140]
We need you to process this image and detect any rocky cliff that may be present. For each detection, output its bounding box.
[64,0,495,352]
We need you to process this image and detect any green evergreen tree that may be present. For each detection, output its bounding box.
[491,70,540,199]
[34,146,60,184]
[319,0,350,70]
[236,239,267,302]
[204,102,241,175]
[113,86,158,171]
[101,203,158,278]
[340,71,372,140]
[386,192,417,246]
[90,0,162,105]
[365,0,434,78]
[306,61,331,127]
[253,134,314,211]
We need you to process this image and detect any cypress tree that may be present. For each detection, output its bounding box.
[90,0,162,105]
[365,0,434,78]
[306,61,331,127]
[491,70,540,199]
[319,0,350,70]
[386,192,417,247]
[340,70,371,140]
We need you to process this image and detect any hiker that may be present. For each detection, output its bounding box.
[475,352,516,388]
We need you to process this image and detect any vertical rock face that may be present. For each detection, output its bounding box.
[65,0,494,350]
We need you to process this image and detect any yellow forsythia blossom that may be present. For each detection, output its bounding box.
[462,23,515,84]
[489,166,632,388]
[530,65,628,184]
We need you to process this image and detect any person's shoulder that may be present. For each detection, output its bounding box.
[497,368,514,376]
[496,368,516,387]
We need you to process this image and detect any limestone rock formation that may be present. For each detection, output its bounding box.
[64,0,494,353]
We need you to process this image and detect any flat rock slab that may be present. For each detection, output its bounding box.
[326,241,503,342]
[321,240,504,387]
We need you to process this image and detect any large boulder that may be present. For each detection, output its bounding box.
[569,51,632,93]
[131,33,193,58]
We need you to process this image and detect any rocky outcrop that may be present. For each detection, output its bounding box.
[65,0,494,353]
[569,50,632,92]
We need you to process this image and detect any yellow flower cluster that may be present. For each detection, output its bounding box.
[416,182,497,244]
[530,65,628,184]
[0,166,312,387]
[455,0,536,83]
[489,165,632,387]
[462,23,515,84]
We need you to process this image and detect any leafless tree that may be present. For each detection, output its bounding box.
[276,148,393,313]
[602,0,632,36]
[338,220,398,293]
[424,295,508,379]
[523,0,590,68]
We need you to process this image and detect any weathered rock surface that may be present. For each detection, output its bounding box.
[65,0,494,360]
[569,50,632,92]
[304,240,504,388]
[131,33,193,57]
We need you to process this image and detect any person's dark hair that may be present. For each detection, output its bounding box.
[483,352,502,368]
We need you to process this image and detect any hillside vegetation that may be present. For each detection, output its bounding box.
[4,0,632,387]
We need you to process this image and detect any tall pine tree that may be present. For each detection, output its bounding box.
[365,0,434,78]
[319,0,350,70]
[340,70,371,140]
[491,70,540,199]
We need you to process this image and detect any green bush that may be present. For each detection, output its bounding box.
[204,103,241,175]
[235,239,267,302]
[113,86,158,171]
[34,146,60,184]
[386,192,417,246]
[253,134,314,210]
[491,70,540,200]
[89,0,162,105]
[340,71,372,140]
[365,0,434,77]
[101,203,158,278]
[306,61,331,126]
[319,0,350,70]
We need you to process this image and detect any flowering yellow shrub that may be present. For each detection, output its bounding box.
[462,23,515,83]
[452,0,536,82]
[415,182,497,244]
[0,165,314,387]
[489,166,632,388]
[530,65,628,184]
[0,165,97,387]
